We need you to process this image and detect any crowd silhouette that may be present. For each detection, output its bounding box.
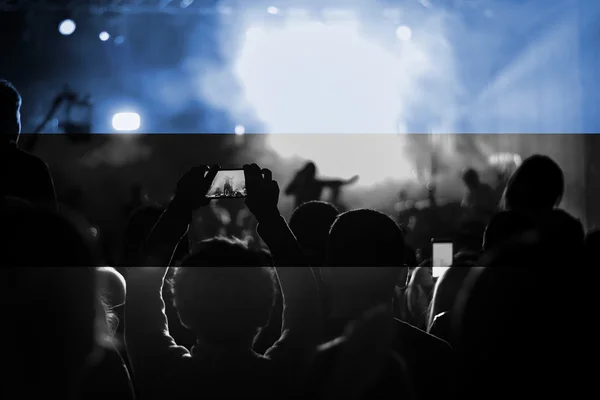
[0,79,593,400]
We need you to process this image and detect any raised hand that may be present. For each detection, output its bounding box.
[173,165,220,212]
[244,163,280,222]
[138,165,219,268]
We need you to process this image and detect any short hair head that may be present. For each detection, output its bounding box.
[328,209,405,267]
[462,168,480,188]
[326,209,405,301]
[503,155,564,211]
[0,79,22,143]
[289,201,339,265]
[171,237,276,346]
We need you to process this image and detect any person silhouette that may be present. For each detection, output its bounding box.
[285,162,358,209]
[223,176,234,196]
[0,79,57,210]
[461,168,496,215]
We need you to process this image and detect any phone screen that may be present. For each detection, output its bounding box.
[206,169,246,199]
[432,242,453,278]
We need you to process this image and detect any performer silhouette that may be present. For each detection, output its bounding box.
[223,176,234,196]
[285,162,358,209]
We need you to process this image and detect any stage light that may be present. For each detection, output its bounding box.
[234,125,245,135]
[112,112,140,131]
[267,6,279,15]
[235,19,429,185]
[99,31,110,41]
[180,0,194,8]
[396,25,412,41]
[58,19,76,36]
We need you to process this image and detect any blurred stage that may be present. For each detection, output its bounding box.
[27,133,591,224]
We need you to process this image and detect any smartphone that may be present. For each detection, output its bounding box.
[432,239,453,278]
[206,169,246,199]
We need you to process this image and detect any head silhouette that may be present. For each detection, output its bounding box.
[503,155,564,211]
[289,201,339,266]
[303,162,317,180]
[462,168,480,189]
[0,79,22,144]
[0,201,102,399]
[172,237,276,348]
[328,209,405,268]
[325,209,406,311]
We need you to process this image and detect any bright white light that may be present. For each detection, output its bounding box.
[99,31,110,41]
[396,25,412,41]
[112,112,141,131]
[58,19,76,36]
[234,124,245,135]
[231,15,458,186]
[267,6,279,15]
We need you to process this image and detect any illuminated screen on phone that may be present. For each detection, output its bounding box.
[206,170,246,199]
[432,242,453,278]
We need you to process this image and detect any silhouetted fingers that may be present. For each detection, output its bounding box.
[262,168,272,182]
[244,164,262,190]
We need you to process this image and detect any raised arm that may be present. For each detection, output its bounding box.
[141,165,219,267]
[319,175,359,189]
[243,164,323,362]
[125,166,219,396]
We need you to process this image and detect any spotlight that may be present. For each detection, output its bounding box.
[234,125,245,135]
[395,25,412,41]
[58,19,76,36]
[267,6,279,15]
[99,31,110,41]
[112,112,140,132]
